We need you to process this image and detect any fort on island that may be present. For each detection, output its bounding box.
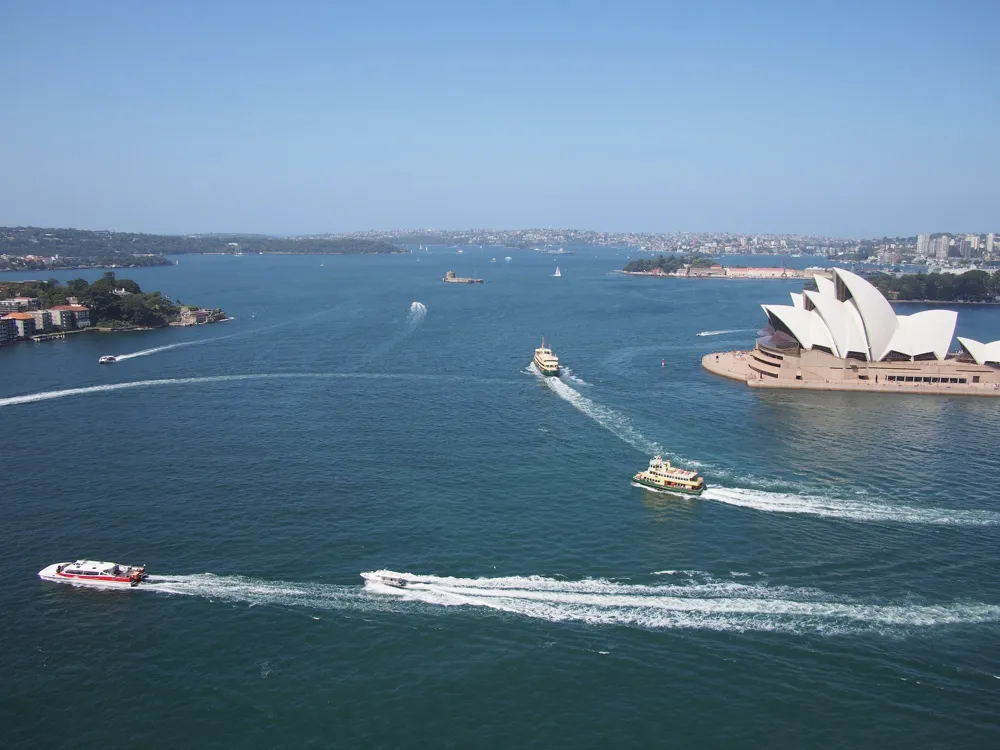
[703,268,1000,396]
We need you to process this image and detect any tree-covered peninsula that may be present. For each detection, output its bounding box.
[0,226,405,269]
[2,272,185,328]
[622,254,714,274]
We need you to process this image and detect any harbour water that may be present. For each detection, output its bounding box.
[2,250,1000,747]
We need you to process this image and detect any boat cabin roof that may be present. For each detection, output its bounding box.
[648,456,698,479]
[66,560,119,572]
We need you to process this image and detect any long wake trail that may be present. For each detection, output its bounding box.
[696,328,754,337]
[534,364,666,457]
[140,570,1000,635]
[363,570,1000,634]
[114,307,340,362]
[0,372,456,408]
[115,336,234,361]
[532,366,999,526]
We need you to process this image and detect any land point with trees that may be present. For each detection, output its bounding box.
[0,226,405,272]
[2,272,198,328]
[622,254,715,274]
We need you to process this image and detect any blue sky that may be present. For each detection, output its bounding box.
[1,0,997,237]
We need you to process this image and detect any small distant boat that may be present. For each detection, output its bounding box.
[505,256,512,262]
[98,355,117,364]
[38,560,148,589]
[491,257,497,263]
[533,338,560,376]
[632,456,705,496]
[361,572,408,589]
[553,266,562,277]
[457,249,463,254]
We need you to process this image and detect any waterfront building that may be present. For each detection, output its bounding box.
[0,296,41,313]
[28,310,51,333]
[0,318,16,346]
[2,312,36,338]
[48,305,91,330]
[703,268,1000,394]
[916,233,930,256]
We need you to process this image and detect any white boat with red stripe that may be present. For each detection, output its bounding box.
[38,560,148,588]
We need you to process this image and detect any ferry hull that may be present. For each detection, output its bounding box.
[38,563,143,589]
[631,475,705,496]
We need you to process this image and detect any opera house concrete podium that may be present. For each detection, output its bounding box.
[703,268,1000,396]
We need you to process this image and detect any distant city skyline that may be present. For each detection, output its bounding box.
[1,1,997,236]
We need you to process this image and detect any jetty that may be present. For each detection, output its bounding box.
[443,270,484,284]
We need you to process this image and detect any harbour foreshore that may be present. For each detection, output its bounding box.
[702,351,1000,397]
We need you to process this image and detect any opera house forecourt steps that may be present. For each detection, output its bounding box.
[703,268,1000,397]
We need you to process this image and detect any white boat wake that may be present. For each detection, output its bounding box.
[696,328,754,337]
[559,366,590,386]
[533,364,666,456]
[701,486,1000,526]
[406,301,428,329]
[0,372,466,409]
[114,337,234,361]
[532,365,999,527]
[360,570,1000,635]
[137,570,1000,635]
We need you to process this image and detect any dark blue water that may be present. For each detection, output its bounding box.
[3,250,1000,747]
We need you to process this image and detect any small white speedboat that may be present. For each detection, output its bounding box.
[361,572,409,589]
[38,560,148,589]
[98,355,117,364]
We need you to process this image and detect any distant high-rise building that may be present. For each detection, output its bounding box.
[935,235,951,259]
[959,237,972,259]
[967,234,980,251]
[988,233,995,254]
[916,233,929,256]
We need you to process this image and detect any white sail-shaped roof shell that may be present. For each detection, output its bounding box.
[758,268,959,362]
[814,275,836,298]
[803,290,869,359]
[957,337,1000,365]
[884,310,958,360]
[833,269,898,361]
[761,304,837,353]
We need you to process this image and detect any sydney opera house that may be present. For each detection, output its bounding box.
[703,268,1000,394]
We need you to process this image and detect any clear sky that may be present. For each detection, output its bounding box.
[1,0,997,237]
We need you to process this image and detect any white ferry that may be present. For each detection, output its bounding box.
[98,355,117,364]
[533,338,560,376]
[38,560,148,588]
[632,456,705,496]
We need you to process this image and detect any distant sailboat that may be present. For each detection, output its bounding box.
[553,266,562,277]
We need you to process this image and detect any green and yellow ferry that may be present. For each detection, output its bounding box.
[632,456,705,496]
[533,338,560,376]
